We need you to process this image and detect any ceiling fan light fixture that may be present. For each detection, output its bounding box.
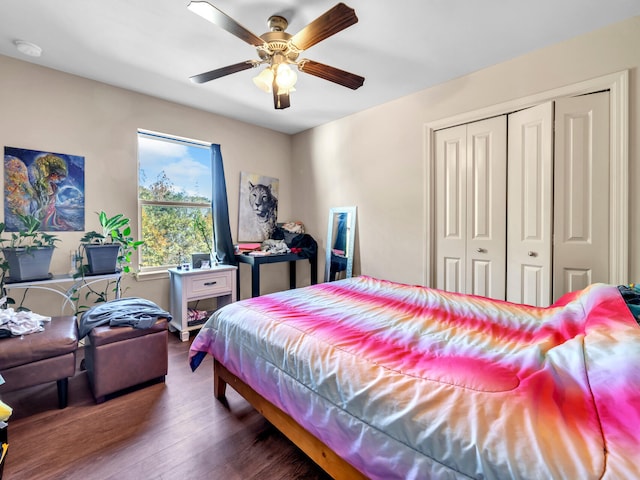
[253,68,274,93]
[276,85,296,96]
[275,63,297,90]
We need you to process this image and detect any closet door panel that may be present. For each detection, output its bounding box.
[522,265,545,306]
[507,102,553,306]
[466,117,507,299]
[553,92,610,301]
[435,125,467,293]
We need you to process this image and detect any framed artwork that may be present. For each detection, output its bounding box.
[238,171,279,242]
[4,146,85,231]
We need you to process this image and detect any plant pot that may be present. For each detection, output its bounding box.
[2,246,54,281]
[85,244,120,275]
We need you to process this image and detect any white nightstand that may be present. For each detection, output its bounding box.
[168,265,237,341]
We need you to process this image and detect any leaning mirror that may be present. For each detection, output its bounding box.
[324,206,357,282]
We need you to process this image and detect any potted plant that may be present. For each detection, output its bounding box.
[79,211,144,275]
[68,212,144,314]
[0,214,60,283]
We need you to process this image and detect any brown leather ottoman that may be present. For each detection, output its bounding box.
[84,318,168,403]
[0,316,78,408]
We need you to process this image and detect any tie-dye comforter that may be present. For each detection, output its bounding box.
[189,276,640,479]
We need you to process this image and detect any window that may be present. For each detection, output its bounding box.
[137,130,214,270]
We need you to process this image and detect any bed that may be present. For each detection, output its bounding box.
[189,276,640,479]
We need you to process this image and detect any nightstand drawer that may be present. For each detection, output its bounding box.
[186,272,231,297]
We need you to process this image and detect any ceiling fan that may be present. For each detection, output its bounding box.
[187,1,365,110]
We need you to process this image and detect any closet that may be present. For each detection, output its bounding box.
[435,116,507,299]
[434,92,610,306]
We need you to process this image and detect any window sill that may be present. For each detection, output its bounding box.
[135,269,170,282]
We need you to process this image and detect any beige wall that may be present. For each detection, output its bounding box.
[292,15,640,286]
[0,54,293,314]
[1,15,638,317]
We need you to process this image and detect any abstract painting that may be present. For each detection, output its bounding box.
[4,146,85,231]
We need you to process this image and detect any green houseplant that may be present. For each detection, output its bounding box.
[71,211,144,313]
[0,214,60,283]
[79,211,144,275]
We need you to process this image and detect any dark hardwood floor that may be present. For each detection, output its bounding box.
[1,333,332,480]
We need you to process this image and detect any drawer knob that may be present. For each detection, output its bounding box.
[204,281,217,286]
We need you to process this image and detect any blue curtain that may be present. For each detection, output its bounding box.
[211,144,237,266]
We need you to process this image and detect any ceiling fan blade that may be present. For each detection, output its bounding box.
[190,61,256,84]
[289,3,358,51]
[298,59,364,90]
[187,1,264,47]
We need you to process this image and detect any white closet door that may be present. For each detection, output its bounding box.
[435,117,506,298]
[507,102,554,306]
[465,117,507,298]
[435,125,467,293]
[553,92,610,301]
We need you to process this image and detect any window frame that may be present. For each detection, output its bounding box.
[137,129,213,273]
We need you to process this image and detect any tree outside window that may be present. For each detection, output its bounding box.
[138,130,213,270]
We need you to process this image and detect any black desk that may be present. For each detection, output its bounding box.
[235,252,317,298]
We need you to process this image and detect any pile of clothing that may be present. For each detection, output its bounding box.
[266,221,318,258]
[78,297,172,339]
[618,284,640,325]
[0,299,51,337]
[259,238,291,254]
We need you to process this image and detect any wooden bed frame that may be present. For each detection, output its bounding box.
[213,359,367,480]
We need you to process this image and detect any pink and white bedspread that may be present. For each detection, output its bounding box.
[189,276,640,479]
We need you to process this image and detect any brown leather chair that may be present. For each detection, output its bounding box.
[0,316,78,408]
[84,317,168,403]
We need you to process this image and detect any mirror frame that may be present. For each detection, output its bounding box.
[324,206,357,282]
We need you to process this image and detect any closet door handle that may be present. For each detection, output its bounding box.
[527,251,537,257]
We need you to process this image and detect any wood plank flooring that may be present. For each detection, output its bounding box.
[1,333,332,480]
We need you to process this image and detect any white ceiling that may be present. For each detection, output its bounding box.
[1,1,639,135]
